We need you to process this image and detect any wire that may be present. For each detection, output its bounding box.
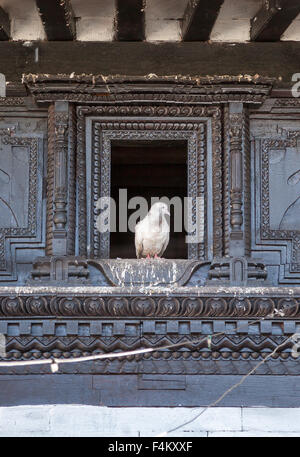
[156,336,293,437]
[0,310,294,434]
[0,335,214,371]
[0,311,290,373]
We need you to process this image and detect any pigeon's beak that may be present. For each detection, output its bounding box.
[165,209,170,216]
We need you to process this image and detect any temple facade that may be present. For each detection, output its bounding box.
[1,0,300,437]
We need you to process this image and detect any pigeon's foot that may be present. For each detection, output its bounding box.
[146,254,151,259]
[154,254,160,259]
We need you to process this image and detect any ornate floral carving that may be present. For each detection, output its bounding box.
[46,105,55,255]
[84,297,107,316]
[35,93,269,105]
[53,112,68,232]
[0,97,25,106]
[25,296,49,315]
[274,99,300,108]
[67,104,76,255]
[131,297,156,316]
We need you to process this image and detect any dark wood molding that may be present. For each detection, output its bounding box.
[250,0,300,42]
[23,73,273,104]
[0,42,299,86]
[115,0,145,41]
[0,287,300,317]
[35,0,76,41]
[181,0,224,41]
[2,375,300,407]
[0,6,10,41]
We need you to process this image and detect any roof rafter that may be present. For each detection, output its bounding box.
[0,6,10,41]
[181,0,224,42]
[115,0,145,41]
[36,0,76,41]
[251,0,300,42]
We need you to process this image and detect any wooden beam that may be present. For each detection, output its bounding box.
[251,0,300,41]
[115,0,145,41]
[0,6,10,41]
[36,0,76,41]
[0,42,299,86]
[181,0,224,41]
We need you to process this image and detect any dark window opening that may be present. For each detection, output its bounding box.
[111,140,188,259]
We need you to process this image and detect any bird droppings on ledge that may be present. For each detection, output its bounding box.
[22,72,278,86]
[0,284,299,298]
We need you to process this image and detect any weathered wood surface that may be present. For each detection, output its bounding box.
[182,0,224,41]
[0,42,299,86]
[1,374,300,407]
[0,6,10,41]
[36,0,76,41]
[251,0,300,42]
[115,0,145,41]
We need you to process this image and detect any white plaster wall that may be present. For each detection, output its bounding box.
[0,406,300,437]
[210,0,262,42]
[72,0,115,41]
[0,0,45,40]
[282,12,300,41]
[145,0,189,42]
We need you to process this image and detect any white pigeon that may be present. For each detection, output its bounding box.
[135,202,170,259]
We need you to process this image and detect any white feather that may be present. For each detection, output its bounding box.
[135,202,170,258]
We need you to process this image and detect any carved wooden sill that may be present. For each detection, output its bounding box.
[88,259,208,287]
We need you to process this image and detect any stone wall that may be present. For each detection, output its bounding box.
[1,406,300,437]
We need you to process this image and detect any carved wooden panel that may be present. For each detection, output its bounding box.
[251,116,300,284]
[0,114,46,282]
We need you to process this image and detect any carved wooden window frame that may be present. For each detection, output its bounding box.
[76,105,223,260]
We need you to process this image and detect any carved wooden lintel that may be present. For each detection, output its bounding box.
[22,73,273,105]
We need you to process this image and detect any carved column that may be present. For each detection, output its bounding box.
[30,101,88,283]
[208,102,267,285]
[51,102,69,255]
[227,102,250,257]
